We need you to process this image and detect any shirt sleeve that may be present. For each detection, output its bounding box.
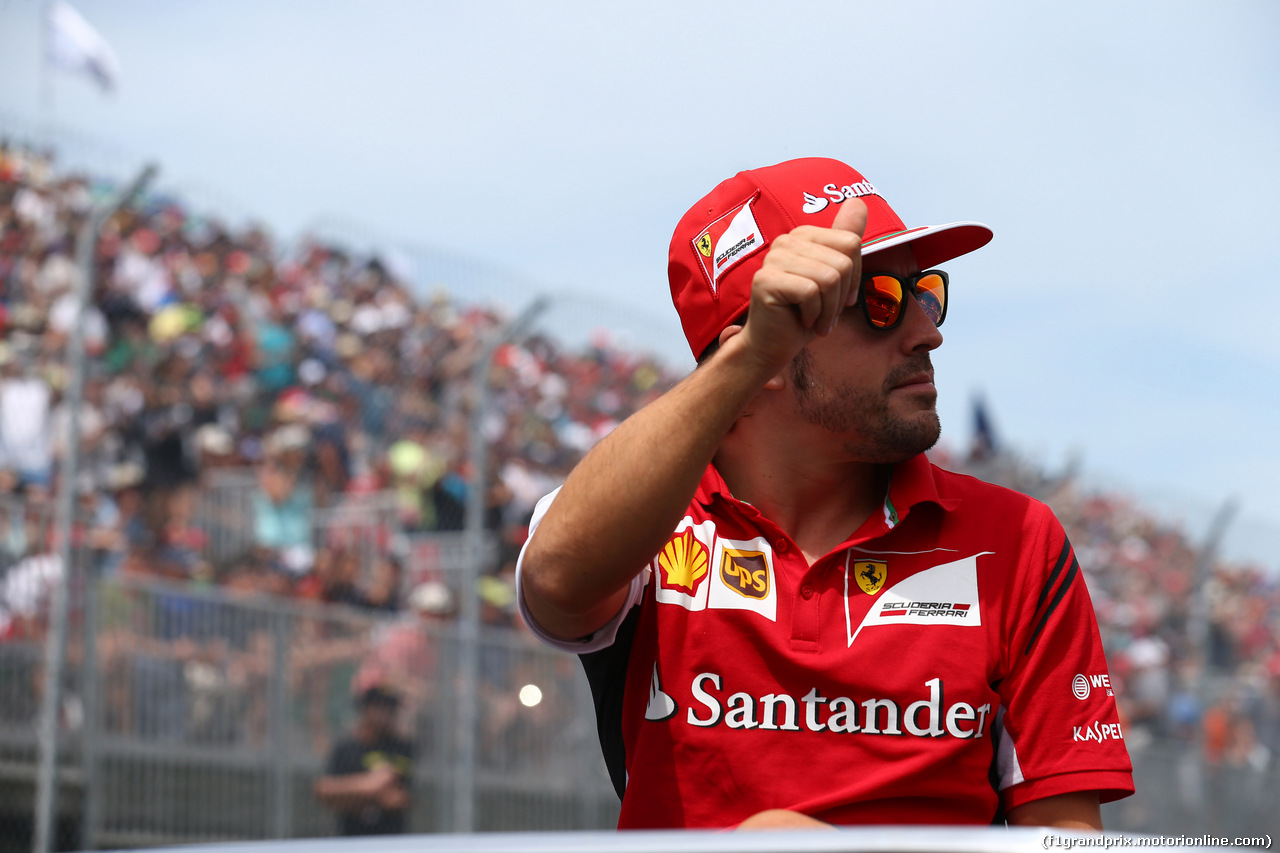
[994,505,1135,813]
[515,486,646,654]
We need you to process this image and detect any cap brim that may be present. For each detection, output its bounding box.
[862,221,993,269]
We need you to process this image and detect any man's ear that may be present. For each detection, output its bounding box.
[717,322,743,349]
[718,323,788,391]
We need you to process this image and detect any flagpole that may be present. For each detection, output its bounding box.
[39,0,54,150]
[31,162,158,853]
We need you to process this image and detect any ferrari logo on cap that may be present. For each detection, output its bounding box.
[854,560,887,595]
[692,195,765,297]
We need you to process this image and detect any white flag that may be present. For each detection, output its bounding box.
[46,1,120,93]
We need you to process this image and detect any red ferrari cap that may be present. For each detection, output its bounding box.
[667,157,993,359]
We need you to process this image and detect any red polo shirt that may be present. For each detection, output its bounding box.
[517,453,1134,828]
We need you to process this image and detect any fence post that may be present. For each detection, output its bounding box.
[455,297,549,832]
[574,668,597,829]
[34,163,157,853]
[1189,498,1238,693]
[269,610,294,838]
[79,576,102,850]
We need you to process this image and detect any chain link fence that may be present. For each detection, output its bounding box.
[0,566,618,851]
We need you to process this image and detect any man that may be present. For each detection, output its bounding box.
[314,684,414,835]
[517,158,1133,830]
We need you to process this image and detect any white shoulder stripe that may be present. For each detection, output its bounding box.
[995,705,1025,789]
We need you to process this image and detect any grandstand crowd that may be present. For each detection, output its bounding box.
[0,142,1277,779]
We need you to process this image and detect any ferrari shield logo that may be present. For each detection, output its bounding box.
[854,560,887,595]
[695,233,713,257]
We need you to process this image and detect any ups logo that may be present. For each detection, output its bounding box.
[720,549,769,599]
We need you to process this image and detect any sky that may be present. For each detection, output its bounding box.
[1,0,1278,571]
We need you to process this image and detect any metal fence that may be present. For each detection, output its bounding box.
[189,470,486,593]
[2,570,1278,849]
[1103,735,1279,838]
[0,570,618,851]
[1,506,1277,848]
[192,470,403,581]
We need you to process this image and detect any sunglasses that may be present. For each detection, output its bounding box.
[857,270,949,330]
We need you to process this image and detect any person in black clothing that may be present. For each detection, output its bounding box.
[314,684,414,835]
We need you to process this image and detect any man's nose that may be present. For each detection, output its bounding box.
[899,291,944,353]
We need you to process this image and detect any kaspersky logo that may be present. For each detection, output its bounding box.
[800,180,880,215]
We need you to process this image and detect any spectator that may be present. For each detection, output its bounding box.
[357,579,456,746]
[314,684,414,836]
[252,424,315,574]
[0,346,53,492]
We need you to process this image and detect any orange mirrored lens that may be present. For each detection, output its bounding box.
[916,273,946,325]
[865,276,903,328]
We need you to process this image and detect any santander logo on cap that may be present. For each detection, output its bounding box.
[801,192,828,214]
[800,180,881,216]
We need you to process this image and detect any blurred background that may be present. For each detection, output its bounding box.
[0,0,1276,849]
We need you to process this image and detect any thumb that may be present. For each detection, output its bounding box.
[832,198,867,308]
[831,197,868,238]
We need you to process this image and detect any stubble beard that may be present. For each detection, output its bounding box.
[790,349,941,464]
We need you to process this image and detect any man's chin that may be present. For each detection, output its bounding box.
[885,411,941,459]
[841,412,940,464]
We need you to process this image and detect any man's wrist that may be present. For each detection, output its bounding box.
[710,330,792,393]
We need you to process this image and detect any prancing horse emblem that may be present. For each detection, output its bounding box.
[854,560,887,595]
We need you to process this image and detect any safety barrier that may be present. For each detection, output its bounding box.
[0,543,1276,847]
[0,571,616,849]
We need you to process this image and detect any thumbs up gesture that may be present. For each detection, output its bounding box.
[734,198,868,374]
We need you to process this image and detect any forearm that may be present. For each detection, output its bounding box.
[313,773,384,812]
[521,334,774,639]
[1007,792,1102,829]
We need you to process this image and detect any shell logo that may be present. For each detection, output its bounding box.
[658,529,709,596]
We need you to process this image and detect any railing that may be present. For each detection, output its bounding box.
[1103,734,1279,838]
[0,540,1276,847]
[193,471,403,580]
[189,472,488,590]
[0,571,617,849]
[42,827,1272,853]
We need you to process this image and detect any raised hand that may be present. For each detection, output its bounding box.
[737,198,868,374]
